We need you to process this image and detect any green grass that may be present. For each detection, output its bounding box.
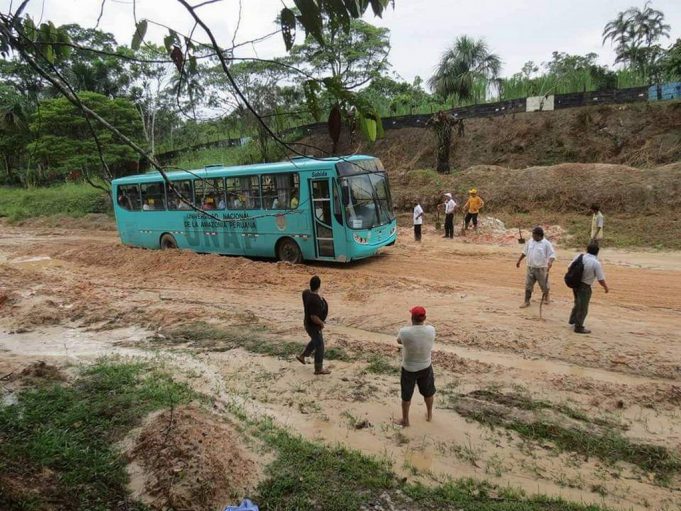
[365,354,400,375]
[456,401,681,481]
[0,359,195,511]
[497,210,681,250]
[0,183,111,221]
[158,321,352,362]
[168,140,288,170]
[251,416,609,511]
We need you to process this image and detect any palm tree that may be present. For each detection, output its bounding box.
[602,1,670,78]
[428,36,501,104]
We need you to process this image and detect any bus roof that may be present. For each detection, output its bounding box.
[112,154,378,185]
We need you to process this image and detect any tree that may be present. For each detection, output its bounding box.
[602,2,671,79]
[662,38,681,79]
[425,110,464,173]
[0,84,30,183]
[27,92,143,184]
[428,36,501,104]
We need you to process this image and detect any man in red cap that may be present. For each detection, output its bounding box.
[395,305,436,427]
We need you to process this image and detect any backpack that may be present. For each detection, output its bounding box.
[564,254,585,289]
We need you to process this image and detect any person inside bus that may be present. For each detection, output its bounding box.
[118,192,133,210]
[217,195,226,210]
[202,196,215,210]
[143,198,155,211]
[177,198,190,209]
[290,188,299,209]
[232,194,243,209]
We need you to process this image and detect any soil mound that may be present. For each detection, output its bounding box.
[12,214,116,231]
[19,361,66,382]
[392,163,681,214]
[127,405,260,511]
[298,101,681,171]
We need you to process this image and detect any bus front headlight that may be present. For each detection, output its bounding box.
[353,234,368,245]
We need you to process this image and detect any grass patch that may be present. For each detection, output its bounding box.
[468,389,615,428]
[159,321,351,362]
[0,183,111,222]
[251,417,608,511]
[0,359,195,511]
[498,209,681,250]
[459,403,681,481]
[365,354,400,375]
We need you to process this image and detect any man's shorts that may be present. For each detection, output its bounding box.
[400,365,436,402]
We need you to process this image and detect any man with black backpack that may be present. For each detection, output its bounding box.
[565,243,609,334]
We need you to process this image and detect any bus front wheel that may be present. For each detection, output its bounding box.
[160,233,178,250]
[277,238,302,264]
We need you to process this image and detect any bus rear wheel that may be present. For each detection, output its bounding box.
[277,238,302,264]
[160,233,178,250]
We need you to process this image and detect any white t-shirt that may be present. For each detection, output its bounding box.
[522,238,556,268]
[398,325,435,372]
[445,199,457,214]
[413,204,424,225]
[591,212,604,240]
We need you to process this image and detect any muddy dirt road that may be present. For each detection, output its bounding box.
[1,221,680,511]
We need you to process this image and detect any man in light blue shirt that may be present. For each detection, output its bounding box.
[569,243,610,334]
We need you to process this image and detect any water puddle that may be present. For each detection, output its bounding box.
[6,255,59,269]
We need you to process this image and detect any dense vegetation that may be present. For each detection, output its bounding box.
[1,2,680,188]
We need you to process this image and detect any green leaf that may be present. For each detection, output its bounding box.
[280,8,297,51]
[366,116,377,142]
[188,55,198,75]
[294,0,324,45]
[303,80,322,121]
[57,30,72,59]
[131,19,148,51]
[343,0,361,17]
[23,17,37,42]
[374,111,384,139]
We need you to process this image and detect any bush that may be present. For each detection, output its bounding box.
[0,183,111,221]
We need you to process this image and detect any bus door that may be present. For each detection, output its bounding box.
[309,178,335,259]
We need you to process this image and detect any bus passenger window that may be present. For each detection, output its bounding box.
[141,182,166,211]
[262,173,299,210]
[117,185,141,211]
[227,176,261,209]
[168,180,193,210]
[194,178,225,210]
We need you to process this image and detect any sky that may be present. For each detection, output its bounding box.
[4,0,681,84]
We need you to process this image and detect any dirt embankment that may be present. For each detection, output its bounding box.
[300,101,681,172]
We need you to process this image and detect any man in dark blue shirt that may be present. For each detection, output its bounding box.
[297,275,330,375]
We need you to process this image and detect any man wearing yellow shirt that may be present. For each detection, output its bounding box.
[463,188,484,232]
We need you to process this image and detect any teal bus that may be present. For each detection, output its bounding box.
[111,155,397,263]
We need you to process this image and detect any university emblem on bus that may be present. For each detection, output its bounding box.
[276,213,286,231]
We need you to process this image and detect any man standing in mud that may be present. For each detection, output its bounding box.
[297,276,331,375]
[569,242,609,334]
[443,193,456,238]
[516,226,555,308]
[413,199,424,242]
[395,306,436,427]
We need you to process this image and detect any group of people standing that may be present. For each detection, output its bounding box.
[294,202,610,427]
[414,189,485,241]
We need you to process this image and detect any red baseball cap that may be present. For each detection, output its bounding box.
[410,306,426,319]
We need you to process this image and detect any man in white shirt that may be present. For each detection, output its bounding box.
[516,226,556,308]
[413,200,424,242]
[590,204,604,246]
[395,306,436,427]
[569,242,609,334]
[443,193,456,238]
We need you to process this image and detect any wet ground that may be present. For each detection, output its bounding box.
[1,220,680,510]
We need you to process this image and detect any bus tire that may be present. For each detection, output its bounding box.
[276,237,302,264]
[160,233,178,250]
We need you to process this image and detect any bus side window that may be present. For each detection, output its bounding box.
[141,182,166,211]
[168,180,193,210]
[117,184,141,211]
[262,172,299,210]
[194,178,224,210]
[225,177,243,209]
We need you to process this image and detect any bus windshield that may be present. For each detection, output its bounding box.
[340,172,394,230]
